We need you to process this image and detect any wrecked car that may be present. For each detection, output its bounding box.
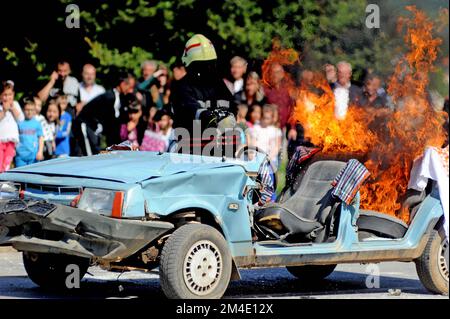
[0,148,448,298]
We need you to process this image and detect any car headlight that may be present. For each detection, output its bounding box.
[0,182,21,200]
[77,188,124,218]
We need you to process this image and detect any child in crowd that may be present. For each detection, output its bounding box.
[0,81,24,172]
[43,100,60,159]
[246,104,262,128]
[141,109,173,152]
[34,96,43,122]
[15,98,44,167]
[248,104,282,169]
[154,109,173,149]
[54,94,72,157]
[236,104,249,146]
[271,103,280,128]
[120,100,145,149]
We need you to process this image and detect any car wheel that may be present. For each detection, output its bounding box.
[23,251,90,290]
[159,224,232,299]
[286,264,337,282]
[415,228,449,295]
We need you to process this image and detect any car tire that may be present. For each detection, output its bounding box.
[23,251,90,290]
[415,228,449,295]
[286,264,337,282]
[159,224,232,299]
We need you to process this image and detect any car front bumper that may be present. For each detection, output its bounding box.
[0,199,173,261]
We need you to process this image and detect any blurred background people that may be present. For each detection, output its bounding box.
[324,63,338,88]
[15,98,44,167]
[76,64,105,115]
[333,61,362,120]
[43,100,60,159]
[247,104,262,128]
[140,109,173,152]
[248,104,282,169]
[171,60,187,81]
[357,74,389,109]
[225,56,248,94]
[38,60,79,109]
[55,94,72,157]
[73,72,136,155]
[0,81,24,172]
[235,71,266,108]
[264,62,294,131]
[120,96,146,149]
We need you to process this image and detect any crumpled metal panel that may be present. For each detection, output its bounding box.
[1,152,262,184]
[0,199,173,260]
[141,165,255,257]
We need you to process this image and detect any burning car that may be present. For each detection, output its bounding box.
[0,149,448,298]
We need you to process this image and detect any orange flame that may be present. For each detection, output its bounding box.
[292,73,377,154]
[261,40,299,92]
[360,6,445,221]
[268,6,447,222]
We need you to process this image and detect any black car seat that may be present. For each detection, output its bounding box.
[255,160,346,243]
[356,210,409,239]
[356,182,432,240]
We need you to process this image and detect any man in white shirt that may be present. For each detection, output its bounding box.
[224,56,247,94]
[76,64,105,115]
[333,61,362,120]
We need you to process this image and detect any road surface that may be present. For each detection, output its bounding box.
[0,247,446,299]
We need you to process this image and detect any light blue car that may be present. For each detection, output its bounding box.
[0,149,448,298]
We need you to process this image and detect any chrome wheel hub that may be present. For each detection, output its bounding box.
[438,238,449,280]
[183,240,222,296]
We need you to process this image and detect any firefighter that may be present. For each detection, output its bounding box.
[169,34,238,156]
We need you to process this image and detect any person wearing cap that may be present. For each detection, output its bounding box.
[169,34,238,156]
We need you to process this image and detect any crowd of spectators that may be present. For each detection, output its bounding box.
[1,54,448,174]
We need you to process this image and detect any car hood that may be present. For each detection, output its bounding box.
[3,151,263,184]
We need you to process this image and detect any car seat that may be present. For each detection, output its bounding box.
[254,160,346,243]
[356,182,432,240]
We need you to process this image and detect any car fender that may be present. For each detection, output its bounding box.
[157,197,254,258]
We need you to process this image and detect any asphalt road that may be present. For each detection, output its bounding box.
[0,247,447,299]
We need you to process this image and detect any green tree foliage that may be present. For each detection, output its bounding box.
[1,0,448,94]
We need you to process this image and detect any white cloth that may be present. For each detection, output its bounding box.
[0,101,24,143]
[408,146,449,238]
[79,83,105,104]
